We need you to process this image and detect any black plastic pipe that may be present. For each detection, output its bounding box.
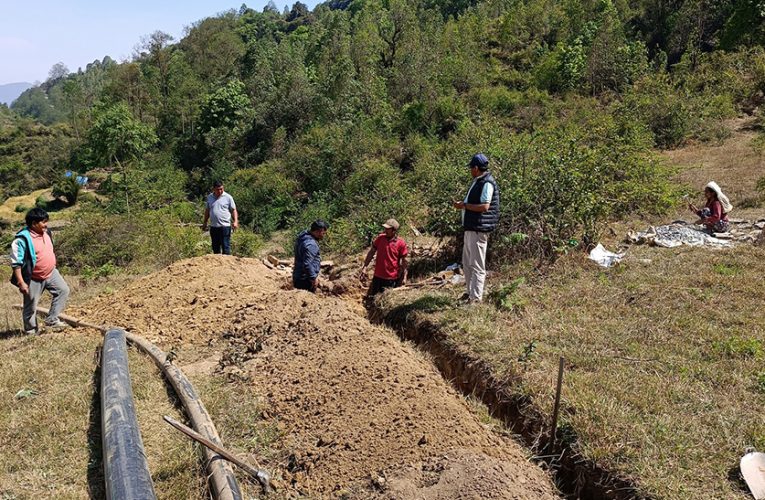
[101,328,157,500]
[21,305,244,500]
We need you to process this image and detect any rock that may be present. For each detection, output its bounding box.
[756,229,765,247]
[713,232,734,239]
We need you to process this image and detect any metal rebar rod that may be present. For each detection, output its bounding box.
[550,356,565,448]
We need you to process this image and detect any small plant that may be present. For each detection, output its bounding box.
[713,262,741,276]
[712,337,764,359]
[80,263,119,280]
[14,204,28,213]
[518,340,538,362]
[35,196,48,210]
[756,372,765,394]
[489,277,526,312]
[502,232,529,246]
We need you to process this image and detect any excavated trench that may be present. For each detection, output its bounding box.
[73,255,561,498]
[368,304,646,500]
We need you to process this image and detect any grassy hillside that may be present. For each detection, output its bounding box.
[376,125,765,498]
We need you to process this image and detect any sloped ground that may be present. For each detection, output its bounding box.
[375,125,765,499]
[73,255,558,498]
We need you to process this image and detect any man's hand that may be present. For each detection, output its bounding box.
[399,277,407,286]
[312,278,319,289]
[358,265,368,281]
[201,224,208,232]
[18,282,29,295]
[453,201,465,209]
[688,203,697,212]
[232,221,239,231]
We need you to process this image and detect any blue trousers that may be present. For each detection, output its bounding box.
[210,226,232,255]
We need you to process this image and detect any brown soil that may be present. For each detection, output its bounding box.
[73,255,558,498]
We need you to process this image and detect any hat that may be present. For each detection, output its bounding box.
[468,153,489,170]
[705,181,733,213]
[310,219,330,231]
[382,218,400,230]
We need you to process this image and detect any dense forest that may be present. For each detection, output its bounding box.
[2,0,765,270]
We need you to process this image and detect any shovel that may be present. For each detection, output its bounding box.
[741,450,765,499]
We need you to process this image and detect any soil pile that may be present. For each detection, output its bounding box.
[72,254,283,344]
[75,255,557,498]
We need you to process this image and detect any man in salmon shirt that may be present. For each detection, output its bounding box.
[10,208,70,335]
[359,218,409,296]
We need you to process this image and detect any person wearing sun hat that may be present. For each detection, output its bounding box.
[453,153,500,303]
[688,181,733,233]
[359,218,409,296]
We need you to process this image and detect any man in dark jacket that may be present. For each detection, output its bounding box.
[292,220,329,293]
[453,153,500,303]
[10,208,70,334]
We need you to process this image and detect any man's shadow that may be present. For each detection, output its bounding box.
[0,329,25,340]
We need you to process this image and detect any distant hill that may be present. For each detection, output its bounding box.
[0,82,33,105]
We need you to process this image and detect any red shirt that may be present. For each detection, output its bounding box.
[30,230,56,281]
[373,234,408,280]
[698,199,728,227]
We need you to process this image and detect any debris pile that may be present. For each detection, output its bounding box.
[628,219,765,248]
[628,224,733,248]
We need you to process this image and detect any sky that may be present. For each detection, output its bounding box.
[0,0,320,85]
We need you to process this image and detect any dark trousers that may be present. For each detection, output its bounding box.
[369,276,398,296]
[293,277,317,293]
[210,226,232,255]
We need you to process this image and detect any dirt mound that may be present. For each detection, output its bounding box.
[72,254,283,344]
[75,255,557,498]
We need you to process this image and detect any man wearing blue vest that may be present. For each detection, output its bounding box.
[10,208,70,334]
[453,153,500,303]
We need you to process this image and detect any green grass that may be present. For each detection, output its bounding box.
[377,244,765,498]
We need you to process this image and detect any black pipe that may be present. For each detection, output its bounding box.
[101,328,157,500]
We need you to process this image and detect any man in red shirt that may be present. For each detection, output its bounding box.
[10,208,70,334]
[359,219,409,296]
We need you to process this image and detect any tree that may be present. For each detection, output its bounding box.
[87,103,157,213]
[48,62,70,82]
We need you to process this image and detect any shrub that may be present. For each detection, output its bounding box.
[413,114,678,262]
[99,158,188,213]
[52,176,81,206]
[226,163,297,236]
[57,209,207,272]
[335,159,415,252]
[619,74,692,149]
[231,228,263,257]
